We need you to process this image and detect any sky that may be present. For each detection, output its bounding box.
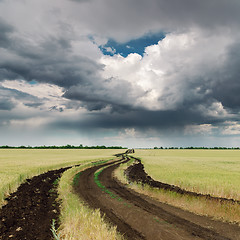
[1,0,240,148]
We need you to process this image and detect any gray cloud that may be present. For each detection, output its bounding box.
[50,105,64,112]
[0,13,102,89]
[151,0,240,30]
[63,0,240,42]
[0,18,14,48]
[0,99,15,110]
[0,86,38,100]
[49,106,210,132]
[0,35,102,89]
[1,0,240,146]
[70,0,89,2]
[211,42,240,110]
[63,77,146,112]
[24,102,43,108]
[0,86,43,111]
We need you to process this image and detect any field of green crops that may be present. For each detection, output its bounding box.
[134,149,240,200]
[0,149,120,207]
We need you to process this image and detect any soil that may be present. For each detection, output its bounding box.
[0,166,73,240]
[74,157,240,240]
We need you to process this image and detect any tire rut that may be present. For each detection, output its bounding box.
[74,159,145,240]
[74,158,240,240]
[102,163,236,240]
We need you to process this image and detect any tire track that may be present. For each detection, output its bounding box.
[74,158,240,240]
[74,159,145,240]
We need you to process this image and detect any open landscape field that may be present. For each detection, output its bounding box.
[1,149,240,240]
[134,149,240,200]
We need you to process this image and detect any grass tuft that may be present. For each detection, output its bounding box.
[51,219,61,240]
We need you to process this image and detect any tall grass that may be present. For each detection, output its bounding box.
[134,149,240,200]
[57,162,124,240]
[0,149,120,208]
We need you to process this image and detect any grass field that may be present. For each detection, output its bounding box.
[0,149,120,208]
[1,148,240,235]
[134,149,240,200]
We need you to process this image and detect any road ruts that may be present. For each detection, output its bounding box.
[74,159,145,240]
[74,159,240,240]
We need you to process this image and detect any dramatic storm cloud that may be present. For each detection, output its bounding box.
[1,0,240,147]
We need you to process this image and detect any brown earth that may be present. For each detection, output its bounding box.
[74,157,240,240]
[0,166,74,240]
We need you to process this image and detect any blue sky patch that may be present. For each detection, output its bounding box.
[29,80,38,85]
[99,32,165,57]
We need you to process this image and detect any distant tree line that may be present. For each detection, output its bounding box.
[0,144,126,149]
[153,146,240,150]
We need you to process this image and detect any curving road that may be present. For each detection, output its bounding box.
[74,158,240,240]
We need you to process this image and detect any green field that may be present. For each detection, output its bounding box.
[134,149,240,200]
[0,149,121,207]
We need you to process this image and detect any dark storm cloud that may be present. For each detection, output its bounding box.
[0,99,14,110]
[0,56,101,88]
[211,43,240,110]
[80,102,108,111]
[0,15,134,113]
[0,35,102,88]
[89,109,206,129]
[0,16,102,89]
[63,77,146,112]
[50,106,211,132]
[0,18,14,48]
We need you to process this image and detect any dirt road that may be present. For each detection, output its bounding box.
[74,159,240,240]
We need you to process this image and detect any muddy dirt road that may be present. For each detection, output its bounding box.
[74,159,240,240]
